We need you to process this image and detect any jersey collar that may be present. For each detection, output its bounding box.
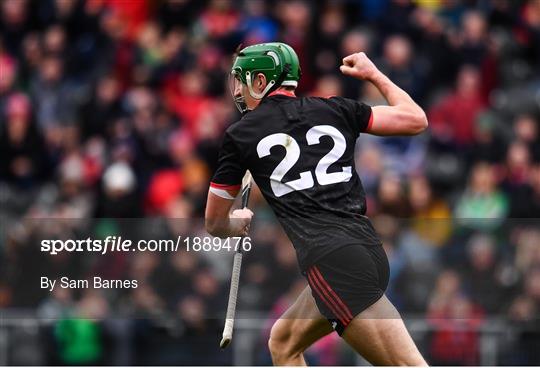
[267,90,296,98]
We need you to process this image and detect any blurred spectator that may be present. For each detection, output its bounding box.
[276,0,314,92]
[157,0,204,32]
[427,270,484,366]
[429,65,487,148]
[106,0,149,42]
[167,68,215,140]
[455,10,489,67]
[30,55,79,128]
[0,93,47,188]
[505,295,540,365]
[513,228,540,276]
[339,29,372,99]
[80,75,123,139]
[197,0,240,41]
[96,162,141,217]
[355,143,383,199]
[411,5,458,89]
[379,0,417,37]
[468,111,507,164]
[310,74,343,98]
[429,295,483,365]
[376,172,410,217]
[379,35,427,102]
[464,233,503,313]
[508,163,540,217]
[0,53,18,111]
[54,289,109,365]
[314,3,346,76]
[242,0,278,45]
[503,140,531,189]
[455,162,508,229]
[408,174,452,247]
[0,0,31,55]
[513,114,540,161]
[519,0,540,65]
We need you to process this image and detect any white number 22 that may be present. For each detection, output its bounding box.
[256,125,352,197]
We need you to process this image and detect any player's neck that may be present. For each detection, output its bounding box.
[268,88,296,98]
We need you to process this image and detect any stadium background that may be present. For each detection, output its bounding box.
[1,0,540,365]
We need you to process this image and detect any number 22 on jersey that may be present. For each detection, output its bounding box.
[257,125,352,197]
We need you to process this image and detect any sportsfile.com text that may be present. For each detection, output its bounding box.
[40,236,252,255]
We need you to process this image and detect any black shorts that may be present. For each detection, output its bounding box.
[304,244,389,336]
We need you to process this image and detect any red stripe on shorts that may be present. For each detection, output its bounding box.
[312,266,354,321]
[307,268,348,326]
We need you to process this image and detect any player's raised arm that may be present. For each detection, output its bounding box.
[340,52,428,136]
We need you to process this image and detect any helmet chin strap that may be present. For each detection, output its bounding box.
[246,71,275,100]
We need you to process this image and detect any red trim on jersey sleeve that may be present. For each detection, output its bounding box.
[210,182,241,191]
[365,109,374,132]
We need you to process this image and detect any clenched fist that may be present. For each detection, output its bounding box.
[340,52,380,81]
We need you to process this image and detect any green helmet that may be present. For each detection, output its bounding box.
[231,42,301,102]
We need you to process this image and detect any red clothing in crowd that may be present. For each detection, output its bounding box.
[428,307,484,365]
[429,91,486,146]
[171,94,215,140]
[199,7,240,38]
[145,169,184,214]
[105,0,149,41]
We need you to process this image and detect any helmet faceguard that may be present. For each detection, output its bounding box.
[228,72,248,114]
[229,42,301,113]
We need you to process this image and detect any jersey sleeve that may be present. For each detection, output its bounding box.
[330,96,373,136]
[209,130,245,199]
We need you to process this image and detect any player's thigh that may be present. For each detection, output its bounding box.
[341,295,427,366]
[271,286,333,351]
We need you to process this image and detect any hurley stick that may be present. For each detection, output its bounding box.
[220,171,252,349]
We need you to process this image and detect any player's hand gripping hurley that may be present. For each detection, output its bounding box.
[220,171,252,349]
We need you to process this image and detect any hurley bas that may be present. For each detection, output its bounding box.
[41,276,138,291]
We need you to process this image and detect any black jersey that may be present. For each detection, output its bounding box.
[211,94,382,270]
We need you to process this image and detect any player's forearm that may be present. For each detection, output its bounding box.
[206,193,252,237]
[341,51,425,118]
[368,70,428,133]
[206,218,236,237]
[369,71,420,112]
[206,216,249,238]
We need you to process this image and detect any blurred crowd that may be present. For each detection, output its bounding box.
[1,0,540,365]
